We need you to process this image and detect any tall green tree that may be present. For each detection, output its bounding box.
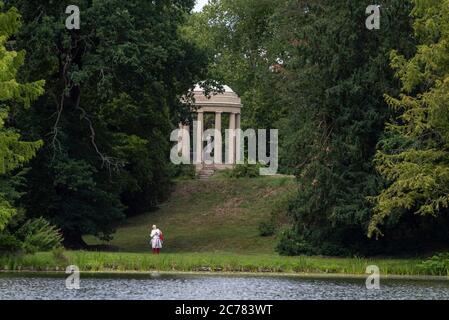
[10,0,207,247]
[184,0,286,130]
[277,0,416,255]
[370,0,449,237]
[0,2,44,231]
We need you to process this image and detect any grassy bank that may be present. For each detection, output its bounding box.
[3,177,446,278]
[85,176,295,253]
[1,251,445,277]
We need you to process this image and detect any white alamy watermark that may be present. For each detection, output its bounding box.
[366,5,380,30]
[65,265,80,290]
[170,122,278,176]
[65,5,80,30]
[365,265,380,290]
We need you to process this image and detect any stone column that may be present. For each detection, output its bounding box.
[229,112,236,164]
[182,124,190,162]
[214,112,222,164]
[177,123,183,155]
[196,111,204,165]
[235,113,241,164]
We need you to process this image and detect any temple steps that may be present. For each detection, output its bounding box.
[198,167,216,180]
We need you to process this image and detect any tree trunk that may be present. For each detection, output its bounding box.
[63,231,88,250]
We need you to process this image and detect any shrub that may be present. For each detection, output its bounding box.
[16,218,63,254]
[171,164,197,180]
[260,187,295,237]
[277,228,352,256]
[258,220,276,237]
[52,247,69,264]
[316,242,351,257]
[0,232,22,253]
[418,253,449,276]
[225,163,263,179]
[276,229,313,256]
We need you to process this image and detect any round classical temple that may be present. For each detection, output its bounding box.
[179,84,243,173]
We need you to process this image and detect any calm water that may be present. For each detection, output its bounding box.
[0,273,448,300]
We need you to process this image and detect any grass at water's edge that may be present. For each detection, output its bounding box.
[0,251,445,277]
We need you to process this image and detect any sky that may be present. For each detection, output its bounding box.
[194,0,209,12]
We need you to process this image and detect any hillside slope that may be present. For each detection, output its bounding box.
[86,177,295,254]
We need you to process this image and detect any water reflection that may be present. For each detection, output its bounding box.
[0,274,448,300]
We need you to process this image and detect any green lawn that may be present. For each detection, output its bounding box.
[85,176,295,254]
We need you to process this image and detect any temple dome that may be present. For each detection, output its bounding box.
[192,84,242,108]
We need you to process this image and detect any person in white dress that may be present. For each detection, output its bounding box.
[150,225,163,254]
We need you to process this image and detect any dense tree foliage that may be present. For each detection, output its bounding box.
[0,2,44,231]
[1,0,447,255]
[184,0,286,130]
[8,0,208,247]
[273,0,418,255]
[1,3,62,254]
[370,0,449,238]
[188,0,449,255]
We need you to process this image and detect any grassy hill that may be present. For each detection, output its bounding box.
[6,176,434,276]
[85,176,296,254]
[6,176,437,276]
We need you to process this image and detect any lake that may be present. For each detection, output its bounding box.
[1,273,448,300]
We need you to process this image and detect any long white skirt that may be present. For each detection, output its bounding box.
[151,237,162,249]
